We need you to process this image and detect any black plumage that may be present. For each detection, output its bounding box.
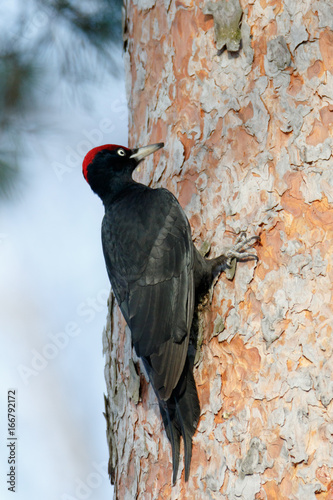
[83,142,258,483]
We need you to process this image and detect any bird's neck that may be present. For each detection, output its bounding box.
[101,179,144,207]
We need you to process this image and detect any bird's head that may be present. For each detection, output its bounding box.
[82,143,164,201]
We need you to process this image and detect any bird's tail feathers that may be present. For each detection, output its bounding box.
[158,400,181,484]
[175,361,200,481]
[160,357,200,483]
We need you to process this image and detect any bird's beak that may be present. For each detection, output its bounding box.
[129,142,164,162]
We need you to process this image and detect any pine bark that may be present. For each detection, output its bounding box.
[103,1,333,498]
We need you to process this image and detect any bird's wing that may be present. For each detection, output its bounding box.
[102,186,195,400]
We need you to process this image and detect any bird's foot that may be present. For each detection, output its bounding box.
[226,231,259,268]
[198,231,260,289]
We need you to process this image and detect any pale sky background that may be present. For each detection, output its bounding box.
[0,2,127,499]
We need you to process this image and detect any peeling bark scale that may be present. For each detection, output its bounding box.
[103,1,333,498]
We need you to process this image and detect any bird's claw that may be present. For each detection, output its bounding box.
[226,232,259,266]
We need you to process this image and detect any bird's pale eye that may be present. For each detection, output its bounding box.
[117,149,126,156]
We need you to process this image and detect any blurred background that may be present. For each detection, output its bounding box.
[0,1,126,498]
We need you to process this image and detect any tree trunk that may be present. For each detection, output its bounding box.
[103,0,333,498]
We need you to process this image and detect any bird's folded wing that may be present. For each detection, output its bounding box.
[102,187,195,399]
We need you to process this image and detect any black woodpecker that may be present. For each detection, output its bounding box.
[82,142,258,483]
